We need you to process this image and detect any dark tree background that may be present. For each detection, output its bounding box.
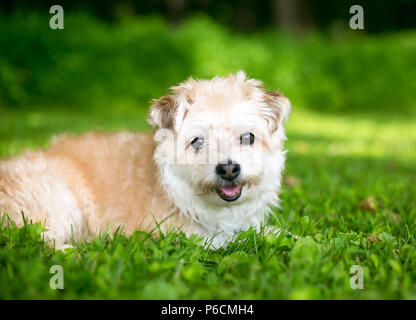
[1,0,415,33]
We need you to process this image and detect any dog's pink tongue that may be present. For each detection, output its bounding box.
[221,185,240,196]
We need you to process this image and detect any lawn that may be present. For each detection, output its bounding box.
[1,106,415,299]
[0,12,416,299]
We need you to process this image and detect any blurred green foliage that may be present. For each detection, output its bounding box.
[1,11,415,113]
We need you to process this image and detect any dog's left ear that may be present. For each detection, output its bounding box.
[148,95,183,130]
[261,90,291,132]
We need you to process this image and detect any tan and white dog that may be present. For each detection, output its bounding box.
[0,71,291,249]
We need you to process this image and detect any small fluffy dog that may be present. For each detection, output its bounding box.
[0,71,291,249]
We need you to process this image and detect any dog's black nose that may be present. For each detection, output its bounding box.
[216,161,241,181]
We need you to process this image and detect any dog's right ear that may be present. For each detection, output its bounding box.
[261,90,291,133]
[147,95,179,130]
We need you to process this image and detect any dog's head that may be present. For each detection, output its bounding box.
[149,71,291,207]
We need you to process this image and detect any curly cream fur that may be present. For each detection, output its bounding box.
[0,71,291,249]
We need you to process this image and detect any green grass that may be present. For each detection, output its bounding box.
[1,106,415,299]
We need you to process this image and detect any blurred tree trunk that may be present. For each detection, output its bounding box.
[165,0,186,24]
[271,0,314,32]
[236,1,256,31]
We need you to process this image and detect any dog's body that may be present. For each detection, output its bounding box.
[0,72,291,249]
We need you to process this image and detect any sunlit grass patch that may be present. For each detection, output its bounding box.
[287,108,416,161]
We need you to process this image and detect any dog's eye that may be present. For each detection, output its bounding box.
[191,136,204,152]
[240,132,255,145]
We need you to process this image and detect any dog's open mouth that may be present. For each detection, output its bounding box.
[215,185,242,202]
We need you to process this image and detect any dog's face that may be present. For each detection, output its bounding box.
[149,71,291,207]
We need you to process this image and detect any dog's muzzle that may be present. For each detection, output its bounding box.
[215,160,242,202]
